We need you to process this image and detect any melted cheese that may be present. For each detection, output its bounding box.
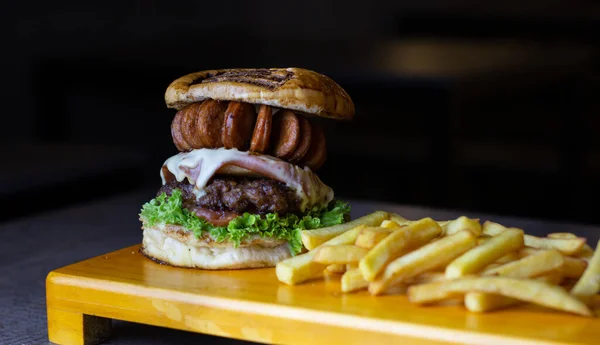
[160,148,333,211]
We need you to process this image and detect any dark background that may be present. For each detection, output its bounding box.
[2,1,600,224]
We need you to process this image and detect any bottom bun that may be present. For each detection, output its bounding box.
[141,226,292,269]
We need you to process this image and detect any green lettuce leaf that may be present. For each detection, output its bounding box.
[140,189,350,255]
[317,200,351,227]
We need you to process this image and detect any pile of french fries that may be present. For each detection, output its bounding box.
[276,212,600,317]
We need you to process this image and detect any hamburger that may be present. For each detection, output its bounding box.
[139,68,354,269]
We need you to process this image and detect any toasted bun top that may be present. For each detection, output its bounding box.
[165,68,354,120]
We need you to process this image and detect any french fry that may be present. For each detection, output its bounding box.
[301,211,389,250]
[443,216,482,236]
[341,268,369,292]
[561,256,587,278]
[495,251,520,264]
[313,245,369,264]
[408,277,592,316]
[388,214,449,229]
[482,222,502,236]
[445,229,524,279]
[574,244,594,261]
[437,220,450,228]
[355,227,392,249]
[484,263,502,271]
[276,252,322,286]
[477,235,492,246]
[483,249,564,278]
[389,213,411,225]
[548,233,578,239]
[517,247,542,257]
[464,274,564,312]
[534,272,564,285]
[284,209,598,317]
[276,227,364,285]
[519,238,586,257]
[369,230,476,295]
[465,292,520,312]
[482,221,514,236]
[406,272,447,285]
[525,235,585,255]
[474,249,564,312]
[518,247,587,278]
[359,218,443,282]
[571,239,600,305]
[325,264,347,274]
[380,220,400,229]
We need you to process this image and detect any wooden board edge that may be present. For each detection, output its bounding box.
[44,259,559,345]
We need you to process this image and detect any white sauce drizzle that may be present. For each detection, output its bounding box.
[160,148,333,211]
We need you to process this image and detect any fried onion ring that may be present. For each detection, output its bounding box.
[288,116,312,163]
[272,110,301,159]
[250,105,273,153]
[179,102,204,149]
[300,122,326,171]
[171,108,192,151]
[222,102,256,150]
[196,100,227,148]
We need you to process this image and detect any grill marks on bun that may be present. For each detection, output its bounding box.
[166,68,354,120]
[171,100,326,170]
[191,69,295,91]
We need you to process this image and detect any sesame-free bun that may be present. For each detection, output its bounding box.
[165,68,354,120]
[141,223,292,269]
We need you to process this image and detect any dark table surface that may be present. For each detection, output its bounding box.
[1,189,599,345]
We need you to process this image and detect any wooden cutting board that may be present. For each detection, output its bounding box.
[47,245,600,345]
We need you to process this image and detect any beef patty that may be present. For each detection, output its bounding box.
[158,177,300,215]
